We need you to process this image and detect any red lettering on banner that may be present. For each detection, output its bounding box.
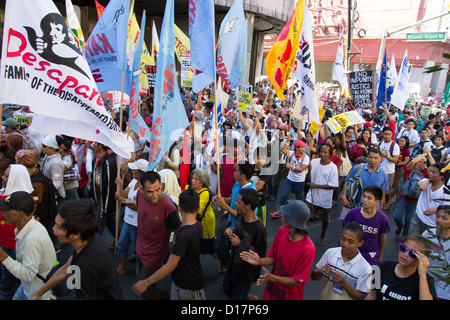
[3,28,105,108]
[216,55,231,90]
[148,116,162,162]
[188,0,197,29]
[162,64,175,96]
[6,28,26,58]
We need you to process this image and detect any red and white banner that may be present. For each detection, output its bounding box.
[0,0,133,159]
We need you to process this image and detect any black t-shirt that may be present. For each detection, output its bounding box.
[252,166,271,206]
[171,222,204,291]
[375,261,436,300]
[229,215,267,286]
[71,234,123,300]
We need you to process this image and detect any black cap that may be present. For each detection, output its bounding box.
[0,191,35,215]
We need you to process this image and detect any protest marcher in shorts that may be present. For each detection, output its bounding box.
[305,143,339,246]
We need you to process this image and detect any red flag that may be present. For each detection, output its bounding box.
[95,0,105,20]
[179,130,190,190]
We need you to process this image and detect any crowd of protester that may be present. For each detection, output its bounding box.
[0,82,448,301]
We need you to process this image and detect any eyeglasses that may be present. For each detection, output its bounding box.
[399,243,417,259]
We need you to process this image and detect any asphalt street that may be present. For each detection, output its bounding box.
[56,175,403,301]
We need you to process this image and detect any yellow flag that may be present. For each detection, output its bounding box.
[174,24,190,63]
[265,0,305,100]
[127,13,154,89]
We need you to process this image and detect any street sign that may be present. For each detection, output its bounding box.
[406,32,447,41]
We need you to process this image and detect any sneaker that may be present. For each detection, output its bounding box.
[270,211,280,218]
[395,226,403,236]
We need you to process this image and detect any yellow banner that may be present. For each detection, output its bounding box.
[174,24,190,63]
[127,13,154,89]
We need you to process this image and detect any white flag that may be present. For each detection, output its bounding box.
[331,30,349,92]
[65,0,85,48]
[152,20,159,61]
[0,0,133,159]
[390,50,410,111]
[294,3,320,125]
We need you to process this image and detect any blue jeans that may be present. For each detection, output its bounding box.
[278,179,305,207]
[393,197,417,236]
[0,246,20,300]
[12,284,27,300]
[222,270,252,300]
[117,222,138,258]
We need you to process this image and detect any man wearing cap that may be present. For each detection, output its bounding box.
[240,200,316,300]
[41,135,66,199]
[271,138,309,218]
[3,118,37,154]
[0,191,56,300]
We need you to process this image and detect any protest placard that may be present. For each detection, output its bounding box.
[326,110,365,134]
[349,70,374,109]
[238,84,252,113]
[180,52,192,88]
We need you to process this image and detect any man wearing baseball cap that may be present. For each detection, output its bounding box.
[0,191,56,300]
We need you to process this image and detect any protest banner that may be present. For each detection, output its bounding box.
[0,0,133,159]
[180,52,192,88]
[326,110,365,134]
[349,70,374,109]
[237,84,252,113]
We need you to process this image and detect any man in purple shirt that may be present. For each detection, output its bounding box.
[343,185,391,266]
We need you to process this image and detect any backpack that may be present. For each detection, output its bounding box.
[401,169,424,200]
[377,140,395,157]
[186,184,214,222]
[346,163,365,208]
[31,171,64,225]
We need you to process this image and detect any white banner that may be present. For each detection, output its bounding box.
[294,2,320,125]
[390,50,410,111]
[0,0,132,158]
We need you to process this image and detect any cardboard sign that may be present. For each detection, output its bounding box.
[180,52,192,88]
[349,70,374,109]
[238,84,252,113]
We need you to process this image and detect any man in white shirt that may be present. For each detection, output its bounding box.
[41,135,66,199]
[409,163,450,235]
[396,119,419,153]
[311,223,373,300]
[378,127,400,210]
[306,143,339,245]
[0,191,56,300]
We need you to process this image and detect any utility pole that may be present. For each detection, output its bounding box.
[347,0,356,72]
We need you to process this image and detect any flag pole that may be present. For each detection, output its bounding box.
[115,69,126,255]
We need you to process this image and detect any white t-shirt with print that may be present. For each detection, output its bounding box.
[379,140,400,174]
[287,150,309,183]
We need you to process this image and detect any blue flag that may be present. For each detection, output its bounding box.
[217,0,247,91]
[83,0,131,94]
[188,0,215,93]
[129,11,151,143]
[148,0,189,170]
[377,49,387,108]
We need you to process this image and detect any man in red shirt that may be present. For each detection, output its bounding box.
[134,171,181,300]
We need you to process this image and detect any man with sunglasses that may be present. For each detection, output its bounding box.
[365,235,435,300]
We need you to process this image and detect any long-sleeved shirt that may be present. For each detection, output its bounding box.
[41,153,66,198]
[2,218,56,300]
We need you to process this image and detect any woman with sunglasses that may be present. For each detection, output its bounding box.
[366,235,435,300]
